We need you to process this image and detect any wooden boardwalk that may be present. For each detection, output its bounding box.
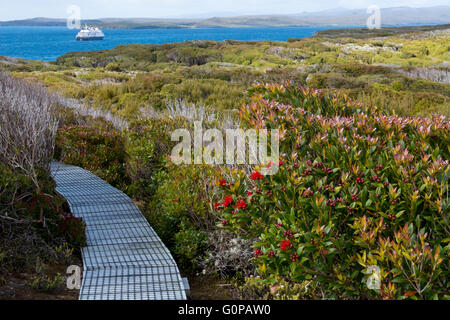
[51,162,186,300]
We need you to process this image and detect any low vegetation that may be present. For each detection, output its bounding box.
[1,24,448,299]
[0,73,85,297]
[218,83,448,299]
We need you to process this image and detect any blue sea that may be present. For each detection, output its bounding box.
[0,26,343,61]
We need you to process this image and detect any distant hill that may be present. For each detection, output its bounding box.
[314,24,450,39]
[1,6,449,29]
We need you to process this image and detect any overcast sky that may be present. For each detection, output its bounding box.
[0,0,448,20]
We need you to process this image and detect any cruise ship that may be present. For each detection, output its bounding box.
[76,25,104,41]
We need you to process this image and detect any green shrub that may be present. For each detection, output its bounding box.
[217,83,449,299]
[125,118,183,199]
[174,222,208,272]
[307,73,366,89]
[160,79,246,110]
[0,163,86,273]
[30,273,65,293]
[105,62,122,72]
[391,80,404,91]
[146,162,220,272]
[55,125,129,189]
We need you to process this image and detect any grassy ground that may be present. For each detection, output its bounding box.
[0,262,81,300]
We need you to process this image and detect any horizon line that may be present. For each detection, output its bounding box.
[1,4,449,22]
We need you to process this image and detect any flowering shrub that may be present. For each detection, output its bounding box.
[57,211,86,247]
[0,163,86,272]
[55,125,129,189]
[146,160,221,271]
[216,83,449,299]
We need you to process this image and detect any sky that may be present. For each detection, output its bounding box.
[0,0,448,20]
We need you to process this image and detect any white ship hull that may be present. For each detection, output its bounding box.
[76,26,105,41]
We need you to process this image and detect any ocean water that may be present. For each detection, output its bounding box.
[0,26,342,61]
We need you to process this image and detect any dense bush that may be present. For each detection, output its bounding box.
[125,118,184,199]
[216,83,449,299]
[160,79,247,111]
[0,73,85,275]
[0,163,85,275]
[146,162,219,272]
[356,85,450,117]
[306,72,367,89]
[55,125,129,189]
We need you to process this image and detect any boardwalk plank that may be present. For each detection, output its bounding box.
[51,162,186,300]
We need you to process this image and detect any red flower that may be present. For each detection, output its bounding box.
[222,195,233,207]
[284,230,293,238]
[326,199,336,207]
[280,239,292,251]
[247,191,253,196]
[278,160,284,166]
[213,202,222,210]
[219,179,227,186]
[356,177,365,184]
[236,199,247,210]
[253,249,263,258]
[221,220,229,226]
[250,171,264,180]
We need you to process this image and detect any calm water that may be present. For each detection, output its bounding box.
[0,26,343,61]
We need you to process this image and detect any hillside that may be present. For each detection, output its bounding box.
[3,24,448,116]
[1,6,449,29]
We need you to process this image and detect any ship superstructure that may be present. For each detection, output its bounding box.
[76,25,104,41]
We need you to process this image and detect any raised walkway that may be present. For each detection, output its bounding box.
[50,162,186,300]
